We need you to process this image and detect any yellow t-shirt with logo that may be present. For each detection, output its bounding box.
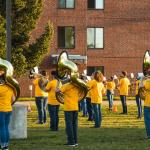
[87,80,105,104]
[107,81,115,90]
[46,79,61,105]
[143,79,150,107]
[119,77,130,96]
[60,83,80,111]
[33,78,48,97]
[0,84,14,112]
[135,80,140,95]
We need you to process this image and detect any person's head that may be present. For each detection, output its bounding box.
[93,71,104,82]
[40,70,47,76]
[122,71,127,77]
[51,70,58,79]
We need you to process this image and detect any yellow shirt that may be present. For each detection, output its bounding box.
[60,83,80,111]
[33,78,48,97]
[135,80,140,95]
[87,80,105,104]
[143,79,150,107]
[0,84,14,112]
[46,79,61,105]
[119,77,130,96]
[107,81,115,90]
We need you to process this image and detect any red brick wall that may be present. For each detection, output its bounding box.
[19,0,150,96]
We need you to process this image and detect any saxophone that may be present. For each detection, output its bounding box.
[56,51,89,104]
[0,58,20,104]
[138,50,150,100]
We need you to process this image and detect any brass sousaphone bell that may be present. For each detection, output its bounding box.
[56,51,89,104]
[138,50,150,100]
[0,58,20,104]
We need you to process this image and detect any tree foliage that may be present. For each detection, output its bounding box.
[0,0,54,77]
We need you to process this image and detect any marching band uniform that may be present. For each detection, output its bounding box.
[87,71,105,128]
[46,72,61,131]
[0,74,15,150]
[33,77,48,124]
[143,79,150,139]
[118,72,130,114]
[135,78,142,119]
[106,78,116,110]
[60,82,80,146]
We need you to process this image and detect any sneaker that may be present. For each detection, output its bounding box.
[2,146,9,150]
[64,143,76,147]
[75,143,78,146]
[145,136,150,140]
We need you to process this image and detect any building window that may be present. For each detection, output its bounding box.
[87,28,104,49]
[58,26,75,49]
[87,66,104,76]
[58,0,75,8]
[88,0,104,9]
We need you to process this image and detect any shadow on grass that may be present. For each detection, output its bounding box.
[10,127,150,150]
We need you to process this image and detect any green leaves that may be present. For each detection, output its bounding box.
[0,0,54,77]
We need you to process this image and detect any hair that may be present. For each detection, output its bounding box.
[93,71,104,82]
[51,70,58,79]
[40,70,47,76]
[122,71,127,77]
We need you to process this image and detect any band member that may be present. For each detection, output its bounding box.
[118,71,130,114]
[0,69,15,150]
[135,76,142,119]
[33,70,48,124]
[106,76,116,110]
[45,71,61,131]
[87,71,105,128]
[57,81,81,146]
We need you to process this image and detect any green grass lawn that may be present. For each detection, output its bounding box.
[10,104,150,150]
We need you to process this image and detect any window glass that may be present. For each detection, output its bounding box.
[65,27,74,48]
[96,0,104,9]
[58,27,75,48]
[59,0,65,8]
[66,0,74,8]
[96,28,103,48]
[87,28,95,48]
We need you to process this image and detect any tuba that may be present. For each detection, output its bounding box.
[138,50,150,100]
[0,58,20,104]
[29,67,48,92]
[56,51,89,104]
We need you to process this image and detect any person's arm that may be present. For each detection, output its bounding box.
[11,95,16,104]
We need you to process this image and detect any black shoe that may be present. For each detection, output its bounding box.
[87,118,93,121]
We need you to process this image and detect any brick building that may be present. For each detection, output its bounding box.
[19,0,150,96]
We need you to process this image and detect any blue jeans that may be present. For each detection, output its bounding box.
[92,103,102,128]
[0,112,12,148]
[35,97,47,123]
[107,90,114,109]
[86,97,93,120]
[80,99,87,116]
[120,95,127,114]
[48,104,60,131]
[144,106,150,138]
[136,95,142,118]
[64,111,78,145]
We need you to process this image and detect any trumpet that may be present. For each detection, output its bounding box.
[29,67,49,92]
[138,50,150,100]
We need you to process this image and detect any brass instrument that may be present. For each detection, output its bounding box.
[0,58,20,104]
[56,51,89,104]
[138,50,150,100]
[29,67,48,92]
